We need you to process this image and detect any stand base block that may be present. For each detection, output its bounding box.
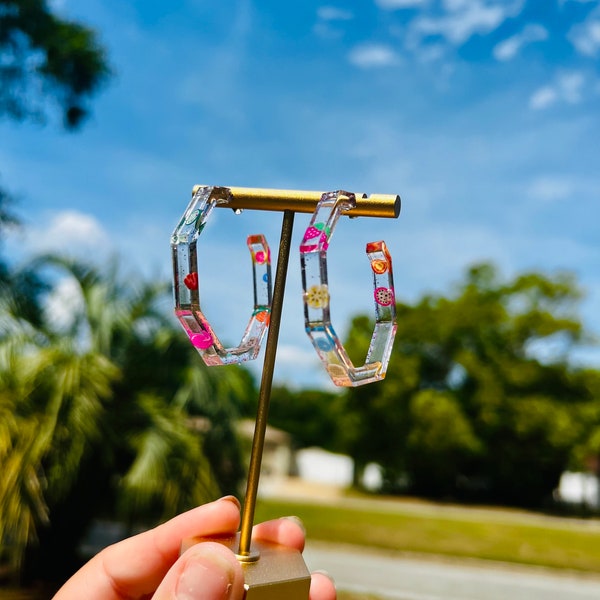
[181,533,311,600]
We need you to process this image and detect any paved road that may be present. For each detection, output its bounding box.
[304,542,600,600]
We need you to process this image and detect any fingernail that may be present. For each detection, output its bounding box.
[283,515,306,536]
[176,551,235,600]
[313,569,336,585]
[219,495,241,510]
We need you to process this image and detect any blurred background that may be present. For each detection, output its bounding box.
[1,1,600,598]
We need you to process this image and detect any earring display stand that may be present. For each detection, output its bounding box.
[179,186,401,599]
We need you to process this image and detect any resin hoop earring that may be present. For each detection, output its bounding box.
[171,185,272,366]
[300,190,397,386]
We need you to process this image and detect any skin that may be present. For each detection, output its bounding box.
[53,496,336,600]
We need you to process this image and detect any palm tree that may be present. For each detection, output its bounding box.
[1,255,251,582]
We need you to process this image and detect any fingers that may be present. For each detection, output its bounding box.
[253,517,336,600]
[152,541,244,600]
[310,571,337,600]
[53,496,241,600]
[159,538,335,600]
[104,496,241,597]
[52,500,336,600]
[252,516,306,552]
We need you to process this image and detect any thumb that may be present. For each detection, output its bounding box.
[153,542,245,600]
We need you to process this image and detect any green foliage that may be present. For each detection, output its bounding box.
[0,182,19,232]
[263,386,344,450]
[0,1,251,584]
[0,0,111,128]
[568,369,600,472]
[0,256,253,581]
[339,263,598,507]
[406,389,483,496]
[117,392,217,519]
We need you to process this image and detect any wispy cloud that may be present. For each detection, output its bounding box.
[23,210,112,258]
[348,43,400,68]
[44,277,84,332]
[493,24,548,61]
[568,6,600,57]
[529,71,586,110]
[314,5,354,38]
[526,175,574,203]
[277,344,321,368]
[410,0,524,46]
[4,0,600,387]
[317,6,354,21]
[375,0,429,9]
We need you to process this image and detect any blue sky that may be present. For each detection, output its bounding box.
[1,0,599,388]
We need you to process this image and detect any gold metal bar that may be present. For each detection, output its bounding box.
[193,185,401,219]
[238,210,296,557]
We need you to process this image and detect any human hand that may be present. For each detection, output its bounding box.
[53,495,336,600]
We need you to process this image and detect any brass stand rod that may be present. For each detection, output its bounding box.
[195,185,401,219]
[238,209,295,557]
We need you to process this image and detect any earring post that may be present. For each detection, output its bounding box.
[193,185,401,219]
[238,209,295,558]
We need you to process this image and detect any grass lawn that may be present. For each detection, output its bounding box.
[255,496,600,573]
[4,495,599,599]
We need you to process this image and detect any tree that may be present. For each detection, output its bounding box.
[0,180,21,294]
[0,0,111,128]
[262,386,344,451]
[0,0,111,294]
[1,0,111,348]
[0,181,18,234]
[1,257,252,582]
[340,263,597,507]
[406,389,482,497]
[567,368,600,507]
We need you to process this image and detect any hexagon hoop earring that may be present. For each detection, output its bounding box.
[171,185,272,366]
[300,190,397,386]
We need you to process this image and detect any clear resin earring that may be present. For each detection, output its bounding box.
[300,190,397,386]
[172,185,272,365]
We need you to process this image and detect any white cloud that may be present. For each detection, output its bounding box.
[529,86,558,110]
[277,344,320,368]
[526,176,574,203]
[493,24,548,61]
[271,343,336,389]
[44,276,84,332]
[411,0,524,46]
[314,5,354,39]
[416,43,448,62]
[375,0,429,9]
[529,71,586,109]
[317,6,354,21]
[569,7,600,57]
[24,210,112,258]
[348,43,400,68]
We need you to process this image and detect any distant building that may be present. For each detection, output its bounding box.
[236,419,295,480]
[236,421,383,497]
[556,472,600,508]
